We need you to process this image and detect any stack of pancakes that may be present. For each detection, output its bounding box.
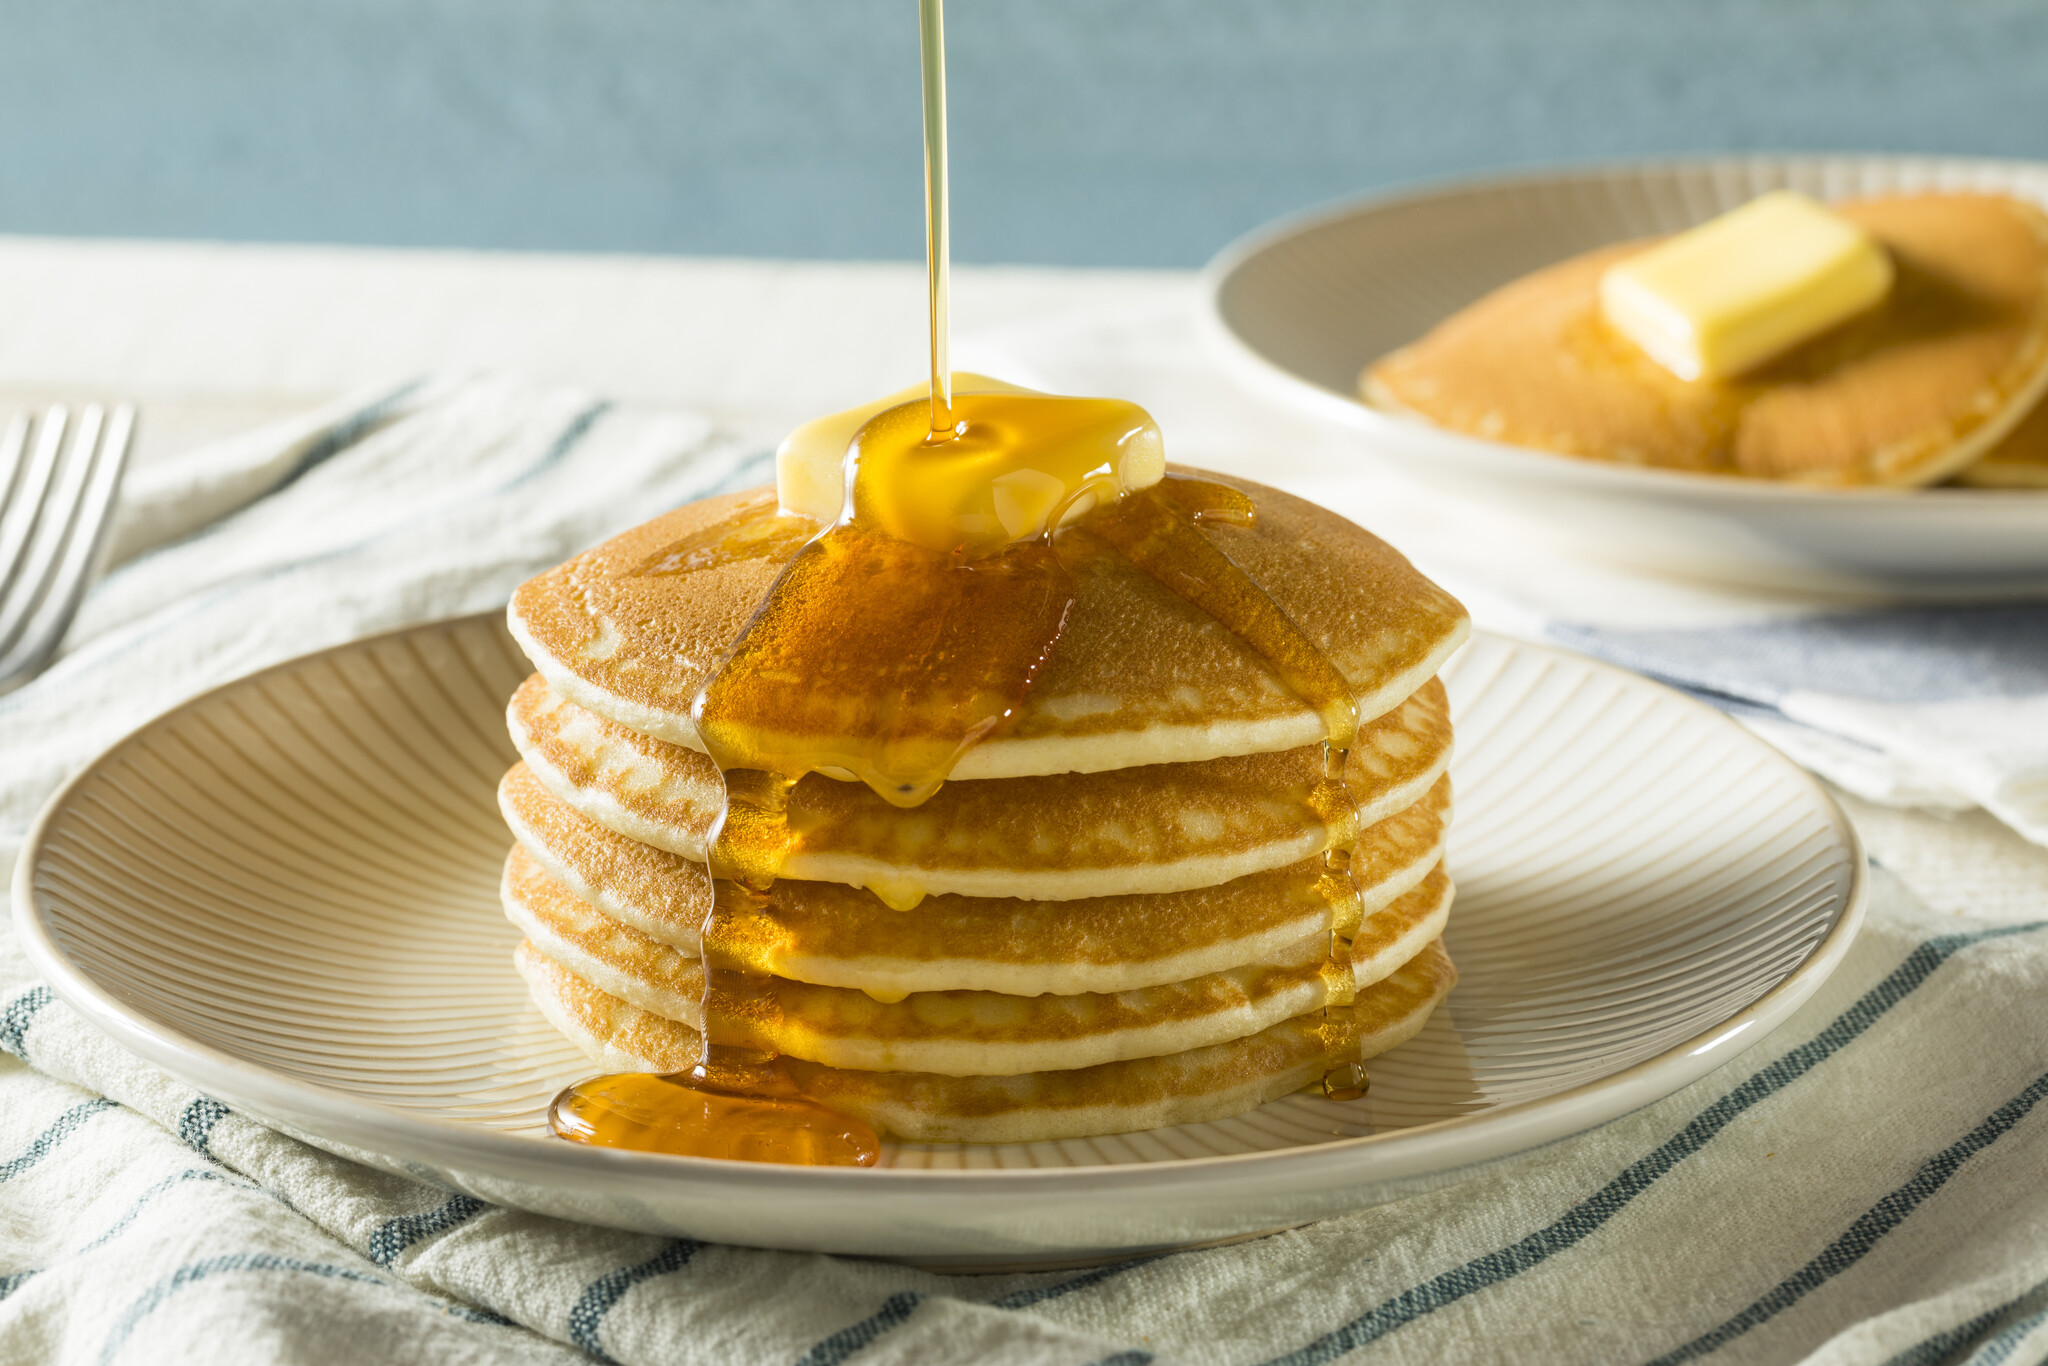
[499,473,1470,1144]
[1365,193,2048,487]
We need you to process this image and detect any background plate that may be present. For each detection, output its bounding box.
[1205,155,2048,594]
[15,615,1864,1263]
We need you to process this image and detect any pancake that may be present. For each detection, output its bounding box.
[501,761,1450,996]
[1956,393,2048,487]
[507,859,1450,1076]
[1365,193,2048,486]
[515,935,1456,1144]
[507,471,1470,776]
[508,671,1452,905]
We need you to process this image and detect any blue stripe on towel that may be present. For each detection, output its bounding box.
[1961,1303,2048,1366]
[1253,923,2047,1366]
[991,1257,1160,1310]
[177,1097,230,1156]
[793,1289,923,1366]
[257,380,424,501]
[447,1302,517,1327]
[0,986,54,1057]
[1877,1273,2048,1366]
[0,1099,115,1183]
[502,401,612,491]
[1550,605,2048,707]
[1645,1069,2048,1364]
[567,1239,702,1361]
[94,380,426,577]
[367,1194,489,1269]
[97,1254,398,1366]
[1957,1310,2048,1366]
[80,1169,244,1254]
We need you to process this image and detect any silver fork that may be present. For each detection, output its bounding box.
[0,404,136,695]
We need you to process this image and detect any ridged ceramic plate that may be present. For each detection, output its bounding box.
[15,615,1863,1264]
[1205,155,2048,594]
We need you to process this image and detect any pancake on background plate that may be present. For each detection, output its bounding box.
[1364,193,2048,487]
[1956,393,2048,487]
[501,469,1470,1146]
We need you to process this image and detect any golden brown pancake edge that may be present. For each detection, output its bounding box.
[514,936,1455,1144]
[507,672,1453,901]
[507,469,1470,774]
[500,760,1452,996]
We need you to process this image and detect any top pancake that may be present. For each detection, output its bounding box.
[508,469,1469,778]
[1365,194,2048,487]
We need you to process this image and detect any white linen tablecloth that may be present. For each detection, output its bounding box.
[3,376,2048,1366]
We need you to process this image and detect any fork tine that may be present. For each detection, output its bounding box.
[0,406,67,606]
[0,414,29,513]
[0,405,104,659]
[0,405,135,692]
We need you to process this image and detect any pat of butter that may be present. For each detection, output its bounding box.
[776,372,1165,553]
[776,373,1041,525]
[1598,190,1894,381]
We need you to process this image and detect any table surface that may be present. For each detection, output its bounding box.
[0,233,1185,470]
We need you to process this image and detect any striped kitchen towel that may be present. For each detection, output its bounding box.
[3,376,2048,1365]
[3,867,2047,1363]
[0,373,767,863]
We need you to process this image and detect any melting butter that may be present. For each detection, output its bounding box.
[778,373,1165,555]
[1599,190,1894,381]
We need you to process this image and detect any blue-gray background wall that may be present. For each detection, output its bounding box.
[4,0,2045,268]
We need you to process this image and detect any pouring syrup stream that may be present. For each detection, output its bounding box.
[919,0,952,436]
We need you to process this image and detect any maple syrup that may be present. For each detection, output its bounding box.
[548,0,1375,1165]
[550,1059,880,1165]
[918,0,951,433]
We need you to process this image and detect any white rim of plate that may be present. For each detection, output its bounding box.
[1200,152,2048,508]
[13,616,1868,1195]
